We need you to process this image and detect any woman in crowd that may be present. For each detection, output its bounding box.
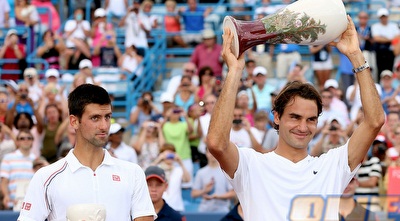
[130,91,161,134]
[195,66,216,104]
[132,120,165,169]
[36,30,66,70]
[15,0,39,53]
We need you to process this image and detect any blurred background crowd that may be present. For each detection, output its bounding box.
[0,0,400,219]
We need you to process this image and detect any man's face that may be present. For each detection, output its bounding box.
[204,95,216,114]
[0,93,8,112]
[274,96,318,149]
[321,91,333,108]
[17,132,34,151]
[147,178,167,203]
[70,104,112,148]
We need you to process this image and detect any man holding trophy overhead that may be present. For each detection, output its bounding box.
[207,7,384,221]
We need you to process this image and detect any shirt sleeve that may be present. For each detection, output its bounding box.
[64,20,75,32]
[130,165,157,220]
[17,171,50,221]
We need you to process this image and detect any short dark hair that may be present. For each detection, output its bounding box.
[272,81,322,131]
[68,84,111,119]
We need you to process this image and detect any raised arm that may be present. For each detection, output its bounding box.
[205,28,245,178]
[331,15,385,171]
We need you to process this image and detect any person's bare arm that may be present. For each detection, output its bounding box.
[1,177,10,208]
[331,16,385,171]
[133,216,153,221]
[206,28,245,178]
[55,117,69,145]
[358,176,379,188]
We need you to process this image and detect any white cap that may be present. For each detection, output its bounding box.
[328,116,345,128]
[6,29,17,37]
[109,123,125,135]
[237,90,248,98]
[45,69,60,79]
[253,66,267,76]
[160,92,174,103]
[24,68,37,78]
[79,59,93,69]
[202,29,215,39]
[66,204,106,221]
[324,79,339,89]
[94,8,106,18]
[380,70,393,78]
[377,8,389,17]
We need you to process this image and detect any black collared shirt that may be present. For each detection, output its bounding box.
[156,200,185,221]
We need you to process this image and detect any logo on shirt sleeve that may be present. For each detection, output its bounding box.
[21,202,32,211]
[112,175,121,181]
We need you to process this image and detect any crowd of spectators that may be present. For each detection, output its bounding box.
[0,0,400,219]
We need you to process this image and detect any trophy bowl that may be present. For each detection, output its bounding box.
[223,0,348,58]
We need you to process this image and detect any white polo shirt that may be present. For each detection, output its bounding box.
[18,149,156,221]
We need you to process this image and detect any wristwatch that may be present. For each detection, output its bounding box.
[352,61,370,74]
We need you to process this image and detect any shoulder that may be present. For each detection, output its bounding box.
[160,202,184,219]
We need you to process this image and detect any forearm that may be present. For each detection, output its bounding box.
[358,177,379,188]
[130,109,139,124]
[179,161,191,182]
[247,129,263,153]
[13,46,24,59]
[191,189,206,198]
[215,190,236,200]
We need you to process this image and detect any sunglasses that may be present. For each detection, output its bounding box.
[18,136,34,141]
[184,69,195,73]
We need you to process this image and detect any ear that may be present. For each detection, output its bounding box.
[273,111,280,126]
[69,115,79,130]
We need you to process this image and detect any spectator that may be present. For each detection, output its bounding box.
[180,0,212,46]
[64,8,91,69]
[229,106,262,151]
[36,30,66,70]
[38,103,63,163]
[380,111,399,148]
[91,7,112,67]
[339,176,379,220]
[118,44,144,77]
[31,0,61,32]
[77,59,98,85]
[324,79,349,124]
[151,143,191,212]
[130,91,161,134]
[309,45,333,91]
[372,8,400,81]
[0,90,9,123]
[0,129,35,210]
[157,92,175,122]
[162,106,193,188]
[93,29,122,68]
[355,148,383,211]
[197,93,217,161]
[187,103,204,167]
[380,70,400,114]
[6,83,35,117]
[285,63,309,85]
[15,0,39,53]
[105,123,138,164]
[164,0,187,48]
[0,29,26,81]
[241,60,256,88]
[22,68,42,105]
[250,111,274,152]
[195,66,216,104]
[133,120,165,170]
[356,11,377,80]
[346,78,382,121]
[0,123,16,164]
[190,29,223,79]
[166,62,199,96]
[236,90,256,126]
[105,0,128,26]
[174,75,196,112]
[246,66,275,112]
[0,0,10,28]
[310,118,349,157]
[191,148,235,212]
[145,166,185,221]
[275,43,301,79]
[119,0,152,49]
[142,0,158,29]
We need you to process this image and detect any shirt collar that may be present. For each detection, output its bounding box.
[66,148,116,173]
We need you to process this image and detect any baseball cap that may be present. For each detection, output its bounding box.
[24,68,37,78]
[4,80,19,92]
[6,29,17,37]
[109,123,125,135]
[377,8,389,17]
[373,134,386,145]
[253,66,267,76]
[380,70,393,78]
[145,166,167,183]
[237,90,248,98]
[94,8,106,18]
[324,79,339,89]
[45,68,60,79]
[202,29,215,39]
[79,59,93,69]
[160,92,174,103]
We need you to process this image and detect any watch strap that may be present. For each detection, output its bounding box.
[352,61,370,74]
